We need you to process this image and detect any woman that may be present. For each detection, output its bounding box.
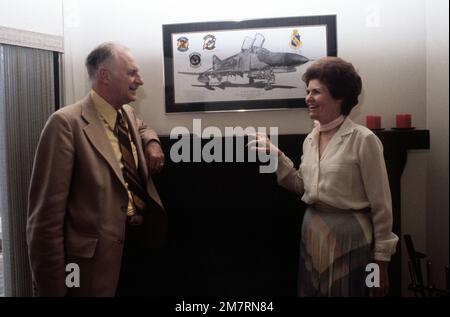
[250,57,398,296]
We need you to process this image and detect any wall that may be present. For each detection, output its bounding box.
[0,0,63,36]
[62,0,427,134]
[425,0,449,292]
[60,0,446,295]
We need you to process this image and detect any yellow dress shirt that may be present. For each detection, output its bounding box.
[91,90,139,216]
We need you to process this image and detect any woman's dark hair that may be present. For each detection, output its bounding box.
[302,57,362,115]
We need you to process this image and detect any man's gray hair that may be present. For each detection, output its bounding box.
[85,42,129,81]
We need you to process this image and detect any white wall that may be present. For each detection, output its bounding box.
[59,0,445,295]
[426,0,449,292]
[62,0,427,134]
[0,0,63,36]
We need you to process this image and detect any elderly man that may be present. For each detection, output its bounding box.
[27,42,167,296]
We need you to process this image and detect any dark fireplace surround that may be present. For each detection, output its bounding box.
[151,129,429,297]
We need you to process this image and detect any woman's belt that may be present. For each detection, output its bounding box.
[311,202,371,214]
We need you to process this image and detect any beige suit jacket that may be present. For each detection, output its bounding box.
[26,94,167,296]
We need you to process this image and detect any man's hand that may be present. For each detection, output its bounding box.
[145,140,165,175]
[373,260,390,297]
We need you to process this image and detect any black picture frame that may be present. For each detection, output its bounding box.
[163,15,337,113]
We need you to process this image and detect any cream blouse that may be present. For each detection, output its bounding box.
[276,117,399,261]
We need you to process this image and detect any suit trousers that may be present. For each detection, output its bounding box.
[115,223,167,297]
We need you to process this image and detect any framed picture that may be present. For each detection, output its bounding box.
[162,15,337,113]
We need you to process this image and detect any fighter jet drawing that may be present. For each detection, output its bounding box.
[179,33,310,90]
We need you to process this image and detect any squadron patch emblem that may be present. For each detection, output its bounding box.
[189,52,202,68]
[177,36,189,52]
[289,29,303,49]
[202,34,216,50]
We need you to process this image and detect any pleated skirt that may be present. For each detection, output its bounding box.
[298,205,373,297]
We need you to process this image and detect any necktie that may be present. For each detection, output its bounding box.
[116,110,147,224]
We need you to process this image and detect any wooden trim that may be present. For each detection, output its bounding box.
[0,26,63,52]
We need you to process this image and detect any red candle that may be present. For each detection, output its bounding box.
[366,115,381,129]
[396,114,412,128]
